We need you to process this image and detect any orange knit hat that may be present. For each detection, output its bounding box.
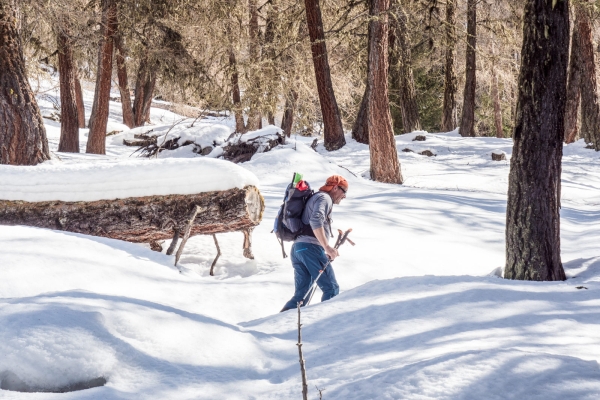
[319,175,349,192]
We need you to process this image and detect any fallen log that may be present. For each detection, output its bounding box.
[0,186,264,243]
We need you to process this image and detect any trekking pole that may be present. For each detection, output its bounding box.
[301,229,353,307]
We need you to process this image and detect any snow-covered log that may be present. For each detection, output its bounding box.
[0,186,264,243]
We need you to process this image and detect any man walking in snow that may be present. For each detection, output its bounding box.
[280,175,348,312]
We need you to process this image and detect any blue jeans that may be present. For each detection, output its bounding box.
[281,242,339,311]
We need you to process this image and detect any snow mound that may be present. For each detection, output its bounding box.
[0,157,259,202]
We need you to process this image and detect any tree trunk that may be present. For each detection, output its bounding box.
[245,0,262,131]
[114,32,134,128]
[0,186,264,244]
[304,0,346,150]
[441,0,458,132]
[74,74,86,129]
[389,1,420,133]
[575,3,600,149]
[367,0,403,184]
[281,89,298,137]
[0,0,50,165]
[459,0,477,137]
[87,0,117,154]
[352,87,369,144]
[56,23,79,153]
[229,48,246,134]
[564,14,581,144]
[133,54,156,127]
[505,0,569,281]
[491,46,503,138]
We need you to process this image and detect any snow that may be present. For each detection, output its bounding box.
[1,77,599,398]
[0,158,259,202]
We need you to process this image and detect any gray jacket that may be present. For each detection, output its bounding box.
[295,191,333,247]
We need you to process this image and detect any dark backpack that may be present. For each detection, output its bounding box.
[273,175,314,257]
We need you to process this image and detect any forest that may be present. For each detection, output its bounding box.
[1,0,600,398]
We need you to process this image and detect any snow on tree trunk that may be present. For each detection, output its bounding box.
[367,0,403,184]
[0,0,50,165]
[56,22,79,153]
[87,0,117,154]
[505,0,568,281]
[459,0,477,137]
[441,0,458,132]
[304,0,346,151]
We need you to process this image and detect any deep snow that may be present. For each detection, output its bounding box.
[0,78,599,399]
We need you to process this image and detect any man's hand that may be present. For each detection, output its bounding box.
[313,226,340,261]
[324,245,339,261]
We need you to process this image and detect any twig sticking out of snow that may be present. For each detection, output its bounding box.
[209,234,221,276]
[297,302,309,400]
[175,205,205,269]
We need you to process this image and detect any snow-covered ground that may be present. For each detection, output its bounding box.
[0,79,599,399]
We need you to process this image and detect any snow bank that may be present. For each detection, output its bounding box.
[0,158,259,202]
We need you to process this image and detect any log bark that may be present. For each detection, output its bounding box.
[56,22,79,153]
[367,0,403,184]
[87,0,117,154]
[0,186,265,244]
[505,0,568,281]
[441,0,458,132]
[459,0,477,137]
[304,0,346,150]
[0,0,50,165]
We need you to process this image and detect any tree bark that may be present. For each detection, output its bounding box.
[281,89,298,137]
[491,46,503,138]
[56,22,79,153]
[575,3,600,149]
[0,0,50,165]
[229,48,246,133]
[441,0,458,132]
[505,0,569,281]
[459,0,477,137]
[564,14,581,144]
[133,54,156,127]
[304,0,346,150]
[0,186,264,244]
[367,0,403,184]
[245,0,262,131]
[351,87,369,144]
[87,0,117,154]
[114,32,134,128]
[389,1,420,133]
[74,74,86,129]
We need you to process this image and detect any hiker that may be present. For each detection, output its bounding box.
[280,175,348,312]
